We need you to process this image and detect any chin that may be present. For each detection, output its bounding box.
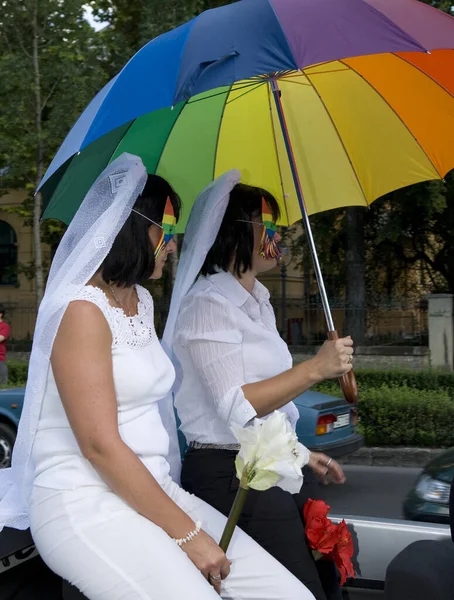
[150,266,164,280]
[256,258,279,274]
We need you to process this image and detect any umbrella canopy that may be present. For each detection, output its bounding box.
[39,0,454,229]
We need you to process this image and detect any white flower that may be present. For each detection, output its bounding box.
[231,411,311,494]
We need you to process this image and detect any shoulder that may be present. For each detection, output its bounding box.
[176,279,242,343]
[136,284,154,308]
[181,277,232,316]
[62,287,112,337]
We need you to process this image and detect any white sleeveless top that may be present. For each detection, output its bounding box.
[31,285,175,490]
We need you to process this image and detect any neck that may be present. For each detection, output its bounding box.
[91,274,135,303]
[231,269,256,294]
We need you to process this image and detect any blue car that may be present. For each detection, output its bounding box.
[177,389,363,458]
[293,389,363,457]
[1,387,363,470]
[0,388,25,468]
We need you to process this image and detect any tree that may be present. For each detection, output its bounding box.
[366,178,454,294]
[345,207,366,343]
[0,0,106,304]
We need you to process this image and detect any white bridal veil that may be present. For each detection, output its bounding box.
[162,169,241,408]
[0,159,241,531]
[0,153,152,530]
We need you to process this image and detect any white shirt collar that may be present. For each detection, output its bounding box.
[207,271,270,308]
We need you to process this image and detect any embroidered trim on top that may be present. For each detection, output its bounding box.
[74,285,158,349]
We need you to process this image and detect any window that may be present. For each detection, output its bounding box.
[0,220,18,285]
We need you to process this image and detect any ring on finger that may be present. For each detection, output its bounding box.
[325,457,333,467]
[348,355,353,364]
[210,574,222,582]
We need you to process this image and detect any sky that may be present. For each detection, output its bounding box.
[83,5,108,31]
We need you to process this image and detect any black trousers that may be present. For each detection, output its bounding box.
[181,448,342,600]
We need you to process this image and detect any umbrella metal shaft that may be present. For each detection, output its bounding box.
[270,78,335,332]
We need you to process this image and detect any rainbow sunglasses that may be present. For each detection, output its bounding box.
[131,196,176,258]
[238,197,284,262]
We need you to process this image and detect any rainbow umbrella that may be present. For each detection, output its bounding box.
[39,0,454,401]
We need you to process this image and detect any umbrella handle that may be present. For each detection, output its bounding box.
[327,330,358,405]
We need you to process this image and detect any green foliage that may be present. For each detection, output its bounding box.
[315,369,454,397]
[4,361,28,386]
[0,0,106,191]
[316,368,454,447]
[357,385,454,448]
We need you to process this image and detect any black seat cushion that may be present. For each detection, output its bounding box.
[62,580,89,600]
[385,539,454,600]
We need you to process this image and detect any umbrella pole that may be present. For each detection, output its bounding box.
[270,78,358,404]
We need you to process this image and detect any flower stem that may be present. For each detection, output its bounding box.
[219,484,249,553]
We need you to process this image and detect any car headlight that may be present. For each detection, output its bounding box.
[415,475,451,504]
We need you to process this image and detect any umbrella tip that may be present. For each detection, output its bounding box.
[171,105,175,111]
[77,151,81,156]
[426,50,431,55]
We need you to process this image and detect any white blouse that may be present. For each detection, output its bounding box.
[173,271,300,445]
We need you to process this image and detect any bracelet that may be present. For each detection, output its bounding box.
[174,521,202,547]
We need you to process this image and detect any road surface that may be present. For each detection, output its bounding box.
[317,465,422,520]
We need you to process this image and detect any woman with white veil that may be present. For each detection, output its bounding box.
[165,171,352,600]
[0,154,313,600]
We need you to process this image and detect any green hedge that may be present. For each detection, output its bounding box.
[358,385,454,447]
[4,361,28,386]
[316,380,454,447]
[315,368,454,397]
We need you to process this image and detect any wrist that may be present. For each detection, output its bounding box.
[173,521,202,547]
[303,358,323,386]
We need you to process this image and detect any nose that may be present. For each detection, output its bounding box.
[166,238,177,254]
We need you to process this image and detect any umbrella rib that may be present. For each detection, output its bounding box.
[266,81,290,226]
[305,71,369,207]
[187,81,260,105]
[108,119,136,165]
[212,84,231,182]
[392,52,454,101]
[154,102,188,175]
[339,57,443,179]
[225,82,266,105]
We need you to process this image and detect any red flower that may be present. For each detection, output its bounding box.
[303,501,355,586]
[303,498,331,531]
[304,499,340,555]
[307,520,340,555]
[328,520,355,586]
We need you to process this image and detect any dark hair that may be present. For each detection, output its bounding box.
[201,183,280,277]
[101,175,181,287]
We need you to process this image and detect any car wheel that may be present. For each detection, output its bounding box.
[0,424,16,469]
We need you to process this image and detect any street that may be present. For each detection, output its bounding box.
[318,465,423,520]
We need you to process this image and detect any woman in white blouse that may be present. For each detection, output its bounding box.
[8,157,315,600]
[173,182,354,600]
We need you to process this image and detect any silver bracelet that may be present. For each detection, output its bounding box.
[174,521,202,547]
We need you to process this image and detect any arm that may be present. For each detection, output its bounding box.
[179,295,353,421]
[51,300,230,585]
[0,322,10,344]
[243,337,353,417]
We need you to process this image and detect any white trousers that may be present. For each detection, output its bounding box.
[29,478,315,600]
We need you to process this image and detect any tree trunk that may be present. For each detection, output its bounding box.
[345,207,366,344]
[303,246,312,344]
[32,0,44,306]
